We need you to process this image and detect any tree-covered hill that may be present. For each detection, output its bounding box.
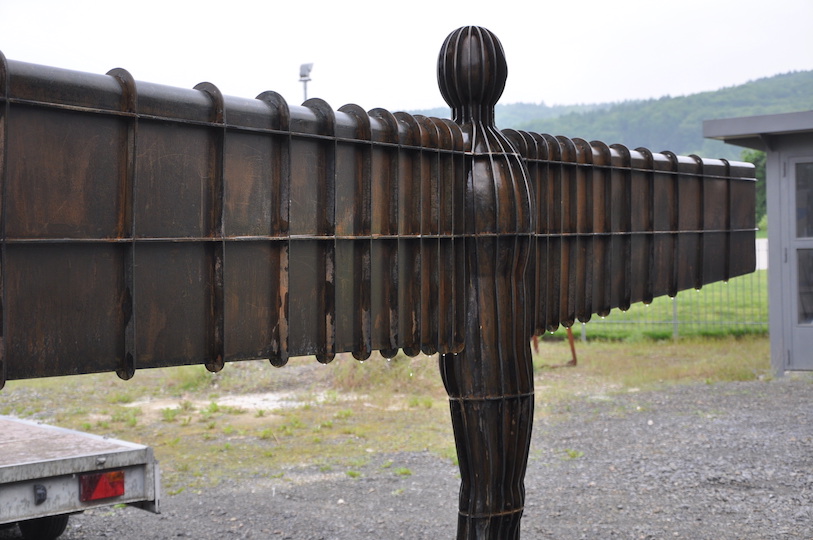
[518,70,813,160]
[410,70,813,161]
[409,102,609,129]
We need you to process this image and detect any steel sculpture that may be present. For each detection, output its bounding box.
[0,26,755,539]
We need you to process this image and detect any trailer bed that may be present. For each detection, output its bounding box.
[0,416,159,528]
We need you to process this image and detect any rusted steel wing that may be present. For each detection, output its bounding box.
[503,130,756,336]
[0,41,754,387]
[0,55,469,384]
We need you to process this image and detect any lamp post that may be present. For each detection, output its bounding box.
[299,63,313,102]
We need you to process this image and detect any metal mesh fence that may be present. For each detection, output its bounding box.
[577,239,769,340]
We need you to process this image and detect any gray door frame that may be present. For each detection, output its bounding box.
[785,157,813,369]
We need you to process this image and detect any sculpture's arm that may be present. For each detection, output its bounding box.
[0,53,467,386]
[504,129,756,335]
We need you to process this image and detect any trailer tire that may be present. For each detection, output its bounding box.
[17,514,70,540]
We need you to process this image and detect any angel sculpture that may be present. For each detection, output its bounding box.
[0,26,754,539]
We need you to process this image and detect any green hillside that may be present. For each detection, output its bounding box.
[409,102,609,129]
[411,70,813,161]
[515,70,813,160]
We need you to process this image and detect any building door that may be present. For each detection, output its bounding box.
[790,159,813,369]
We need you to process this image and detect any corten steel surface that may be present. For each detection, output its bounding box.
[0,26,755,539]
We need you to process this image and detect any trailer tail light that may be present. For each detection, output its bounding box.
[79,470,125,502]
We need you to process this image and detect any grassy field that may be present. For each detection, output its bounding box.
[0,336,772,494]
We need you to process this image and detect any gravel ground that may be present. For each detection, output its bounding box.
[3,375,812,539]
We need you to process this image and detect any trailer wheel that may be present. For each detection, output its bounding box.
[17,514,70,540]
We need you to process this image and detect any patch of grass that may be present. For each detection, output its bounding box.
[110,407,140,427]
[165,366,217,395]
[408,396,434,409]
[179,400,195,412]
[220,405,247,415]
[330,352,439,395]
[532,337,771,426]
[108,392,134,404]
[205,402,221,414]
[161,408,182,423]
[562,449,584,460]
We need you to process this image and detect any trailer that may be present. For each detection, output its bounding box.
[0,416,160,540]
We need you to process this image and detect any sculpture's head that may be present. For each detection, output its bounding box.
[437,26,508,124]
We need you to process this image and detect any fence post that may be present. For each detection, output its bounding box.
[673,296,679,339]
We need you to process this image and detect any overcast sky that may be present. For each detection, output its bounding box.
[1,0,811,113]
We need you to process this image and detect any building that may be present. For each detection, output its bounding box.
[704,111,813,373]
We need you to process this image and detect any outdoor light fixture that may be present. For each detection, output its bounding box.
[299,63,313,102]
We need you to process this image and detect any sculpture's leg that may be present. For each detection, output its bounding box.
[440,239,535,540]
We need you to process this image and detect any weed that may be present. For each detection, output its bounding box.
[168,366,216,395]
[394,467,412,476]
[161,408,181,423]
[408,396,434,409]
[111,407,140,427]
[330,352,439,396]
[179,400,195,412]
[221,405,247,415]
[348,457,368,468]
[346,470,361,479]
[562,449,584,460]
[108,393,134,404]
[205,402,221,414]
